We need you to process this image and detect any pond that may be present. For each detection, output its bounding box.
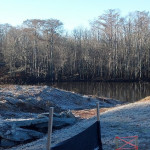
[49,82,150,102]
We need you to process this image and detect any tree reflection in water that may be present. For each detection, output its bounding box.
[49,82,150,102]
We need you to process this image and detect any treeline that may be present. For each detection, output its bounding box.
[0,9,150,83]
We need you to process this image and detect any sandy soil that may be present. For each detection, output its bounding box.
[72,107,113,119]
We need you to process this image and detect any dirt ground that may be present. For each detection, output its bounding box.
[72,96,150,119]
[72,107,114,119]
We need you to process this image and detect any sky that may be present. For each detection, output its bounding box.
[0,0,150,31]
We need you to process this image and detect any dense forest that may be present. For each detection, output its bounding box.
[0,9,150,83]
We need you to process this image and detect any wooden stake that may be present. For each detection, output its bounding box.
[135,136,138,149]
[97,102,100,121]
[47,107,54,150]
[115,137,119,149]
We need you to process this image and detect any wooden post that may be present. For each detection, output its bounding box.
[97,102,100,121]
[135,136,138,149]
[115,137,119,149]
[47,107,54,150]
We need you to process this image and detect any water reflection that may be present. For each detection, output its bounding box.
[50,82,150,102]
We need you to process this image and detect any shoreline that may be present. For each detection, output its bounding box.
[8,97,150,150]
[0,85,122,149]
[0,85,149,149]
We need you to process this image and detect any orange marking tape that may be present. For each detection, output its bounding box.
[115,136,138,150]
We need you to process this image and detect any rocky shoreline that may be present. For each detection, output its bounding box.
[0,85,122,149]
[7,97,150,150]
[0,111,77,148]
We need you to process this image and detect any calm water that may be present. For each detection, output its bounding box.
[49,82,150,102]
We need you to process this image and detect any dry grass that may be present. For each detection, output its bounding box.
[138,96,150,102]
[72,107,114,119]
[72,96,150,119]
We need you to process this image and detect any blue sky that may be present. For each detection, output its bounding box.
[0,0,150,31]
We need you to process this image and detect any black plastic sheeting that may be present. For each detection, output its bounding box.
[51,121,102,150]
